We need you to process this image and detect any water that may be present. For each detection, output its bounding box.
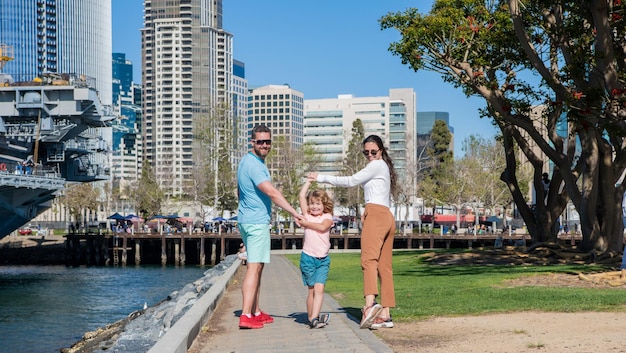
[0,265,207,353]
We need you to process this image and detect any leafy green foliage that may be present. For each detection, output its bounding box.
[380,1,626,251]
[421,120,454,208]
[135,161,164,219]
[334,119,366,221]
[192,103,238,218]
[266,138,319,222]
[59,182,101,223]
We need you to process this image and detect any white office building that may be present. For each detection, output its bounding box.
[304,88,418,222]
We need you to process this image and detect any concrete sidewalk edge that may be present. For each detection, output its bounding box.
[147,258,242,353]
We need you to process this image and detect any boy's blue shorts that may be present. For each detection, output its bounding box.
[300,252,330,287]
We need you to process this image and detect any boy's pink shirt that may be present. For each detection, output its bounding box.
[302,213,333,258]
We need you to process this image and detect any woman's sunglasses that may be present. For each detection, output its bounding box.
[362,149,379,156]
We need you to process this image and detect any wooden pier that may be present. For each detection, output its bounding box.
[63,231,583,266]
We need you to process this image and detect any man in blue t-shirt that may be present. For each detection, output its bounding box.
[237,124,303,329]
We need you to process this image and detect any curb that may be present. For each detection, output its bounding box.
[147,258,242,353]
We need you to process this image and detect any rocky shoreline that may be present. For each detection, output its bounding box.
[1,235,238,352]
[61,255,238,353]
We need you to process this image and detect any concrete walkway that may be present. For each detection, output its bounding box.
[187,254,393,353]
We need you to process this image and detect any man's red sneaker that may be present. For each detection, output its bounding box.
[239,314,264,329]
[255,311,274,324]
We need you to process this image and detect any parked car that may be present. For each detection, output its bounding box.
[18,227,33,235]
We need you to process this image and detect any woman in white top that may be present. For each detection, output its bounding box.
[308,134,397,329]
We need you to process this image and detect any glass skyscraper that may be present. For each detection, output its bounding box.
[111,52,142,193]
[0,0,112,105]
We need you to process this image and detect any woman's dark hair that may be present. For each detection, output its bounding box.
[363,135,398,199]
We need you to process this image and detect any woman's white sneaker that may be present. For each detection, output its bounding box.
[370,317,394,329]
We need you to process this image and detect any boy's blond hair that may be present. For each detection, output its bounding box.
[307,189,334,214]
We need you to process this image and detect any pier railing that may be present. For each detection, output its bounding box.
[63,230,582,267]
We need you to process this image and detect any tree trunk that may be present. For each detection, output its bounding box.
[577,140,623,252]
[499,125,566,244]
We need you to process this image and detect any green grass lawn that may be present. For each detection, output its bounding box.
[285,250,626,322]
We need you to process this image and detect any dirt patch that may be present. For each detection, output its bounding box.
[374,248,626,353]
[373,312,626,353]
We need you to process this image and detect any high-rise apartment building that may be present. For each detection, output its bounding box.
[0,0,112,105]
[248,84,304,146]
[304,88,418,220]
[142,0,243,197]
[247,85,304,179]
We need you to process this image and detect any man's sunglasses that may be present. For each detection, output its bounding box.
[253,139,272,145]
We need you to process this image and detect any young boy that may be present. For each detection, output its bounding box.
[297,179,335,328]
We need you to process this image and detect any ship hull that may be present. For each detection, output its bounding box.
[0,175,64,237]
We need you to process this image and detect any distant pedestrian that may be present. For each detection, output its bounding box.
[308,134,397,329]
[541,172,550,204]
[296,178,334,328]
[236,124,303,329]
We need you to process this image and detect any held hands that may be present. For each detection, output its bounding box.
[307,172,318,181]
[295,213,309,229]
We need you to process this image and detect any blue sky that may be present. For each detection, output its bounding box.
[112,0,498,157]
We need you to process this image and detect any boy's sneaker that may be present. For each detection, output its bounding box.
[318,313,330,325]
[309,318,326,329]
[370,316,394,329]
[255,310,274,324]
[239,314,264,329]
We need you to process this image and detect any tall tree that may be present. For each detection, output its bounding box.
[395,134,418,227]
[133,161,164,219]
[381,0,626,252]
[190,103,238,219]
[430,120,454,165]
[420,120,455,215]
[334,119,367,227]
[266,137,319,228]
[59,182,100,227]
[461,135,528,227]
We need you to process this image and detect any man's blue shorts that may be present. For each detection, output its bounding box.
[300,252,330,287]
[238,224,271,263]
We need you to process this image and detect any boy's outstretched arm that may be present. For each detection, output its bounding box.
[298,179,312,216]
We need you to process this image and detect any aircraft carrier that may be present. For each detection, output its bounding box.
[0,71,113,239]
